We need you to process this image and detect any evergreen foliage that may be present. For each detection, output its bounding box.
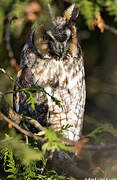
[0,130,71,179]
[72,0,117,27]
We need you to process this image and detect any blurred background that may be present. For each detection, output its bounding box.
[0,0,117,178]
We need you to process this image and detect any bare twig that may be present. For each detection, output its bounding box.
[0,111,44,141]
[0,68,21,110]
[0,68,14,81]
[85,115,103,127]
[0,91,45,138]
[0,68,21,88]
[1,93,44,131]
[105,24,117,35]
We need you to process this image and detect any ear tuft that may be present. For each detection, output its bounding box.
[71,7,79,22]
[64,3,79,22]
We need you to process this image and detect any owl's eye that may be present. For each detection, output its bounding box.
[53,27,71,42]
[45,31,56,43]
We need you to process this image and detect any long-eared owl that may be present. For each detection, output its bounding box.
[13,4,86,144]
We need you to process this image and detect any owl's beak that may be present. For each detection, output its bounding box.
[56,43,64,57]
[46,31,65,57]
[57,48,63,57]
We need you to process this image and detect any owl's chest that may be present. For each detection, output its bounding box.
[31,56,84,91]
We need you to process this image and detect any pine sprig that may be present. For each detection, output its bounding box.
[21,86,62,110]
[42,128,66,154]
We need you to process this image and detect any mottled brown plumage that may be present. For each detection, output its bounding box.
[13,4,86,144]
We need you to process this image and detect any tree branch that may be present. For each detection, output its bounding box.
[105,24,117,35]
[0,111,44,141]
[84,144,117,151]
[50,151,91,178]
[1,93,43,131]
[0,68,14,82]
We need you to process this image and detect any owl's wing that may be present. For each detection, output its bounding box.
[13,67,33,114]
[20,27,43,69]
[13,66,49,133]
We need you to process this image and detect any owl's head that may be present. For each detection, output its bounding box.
[51,3,79,41]
[34,4,79,58]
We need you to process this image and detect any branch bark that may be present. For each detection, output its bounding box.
[50,154,91,178]
[105,24,117,35]
[0,93,45,142]
[0,111,42,140]
[1,93,43,130]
